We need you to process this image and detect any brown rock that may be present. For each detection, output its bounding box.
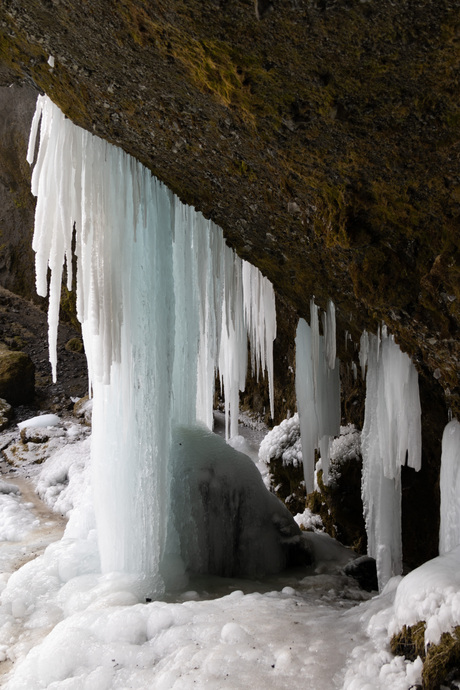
[0,347,35,404]
[0,397,12,430]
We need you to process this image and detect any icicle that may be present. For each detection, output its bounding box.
[325,299,336,369]
[439,418,460,555]
[319,435,331,484]
[360,327,422,590]
[351,361,357,380]
[310,298,320,395]
[28,95,278,589]
[242,261,276,421]
[295,300,340,492]
[295,318,317,492]
[359,330,369,380]
[26,94,45,165]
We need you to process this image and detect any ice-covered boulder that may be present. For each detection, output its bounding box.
[169,425,310,579]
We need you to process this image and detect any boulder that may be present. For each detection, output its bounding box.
[169,425,311,580]
[344,555,378,592]
[0,347,34,404]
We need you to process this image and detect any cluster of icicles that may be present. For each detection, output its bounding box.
[28,94,429,594]
[27,95,276,437]
[360,327,421,589]
[27,95,276,589]
[295,312,423,590]
[295,300,340,495]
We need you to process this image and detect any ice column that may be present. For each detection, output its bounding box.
[27,95,277,591]
[295,299,340,493]
[439,418,460,555]
[360,326,422,590]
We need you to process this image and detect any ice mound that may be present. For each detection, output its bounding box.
[169,425,309,579]
[17,414,60,431]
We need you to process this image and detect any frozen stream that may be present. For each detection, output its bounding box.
[0,416,420,689]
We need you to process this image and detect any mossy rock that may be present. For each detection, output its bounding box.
[268,455,306,516]
[65,337,84,353]
[307,460,367,555]
[0,348,34,405]
[20,427,50,444]
[391,622,426,662]
[423,628,460,690]
[391,622,460,690]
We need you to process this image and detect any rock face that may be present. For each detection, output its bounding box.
[0,286,88,412]
[0,0,457,415]
[0,82,37,299]
[0,1,457,567]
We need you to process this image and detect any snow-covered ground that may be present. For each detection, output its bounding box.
[0,410,441,689]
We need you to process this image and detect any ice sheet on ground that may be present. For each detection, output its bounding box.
[0,491,38,541]
[36,438,91,517]
[0,417,447,690]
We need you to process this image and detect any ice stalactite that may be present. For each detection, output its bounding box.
[360,326,422,590]
[295,299,341,493]
[439,418,460,555]
[27,95,277,593]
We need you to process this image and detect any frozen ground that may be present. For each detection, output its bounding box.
[0,411,428,689]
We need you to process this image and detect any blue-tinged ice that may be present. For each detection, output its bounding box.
[27,95,278,593]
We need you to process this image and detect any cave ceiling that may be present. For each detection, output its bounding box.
[0,0,458,412]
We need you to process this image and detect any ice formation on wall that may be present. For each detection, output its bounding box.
[27,95,276,592]
[295,299,340,493]
[439,418,460,555]
[360,326,421,590]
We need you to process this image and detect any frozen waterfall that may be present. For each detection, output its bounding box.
[439,418,460,555]
[27,95,277,593]
[360,326,421,590]
[295,299,341,493]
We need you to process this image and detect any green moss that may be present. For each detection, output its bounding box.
[65,337,84,353]
[307,465,367,554]
[231,158,257,181]
[391,622,426,661]
[391,623,460,690]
